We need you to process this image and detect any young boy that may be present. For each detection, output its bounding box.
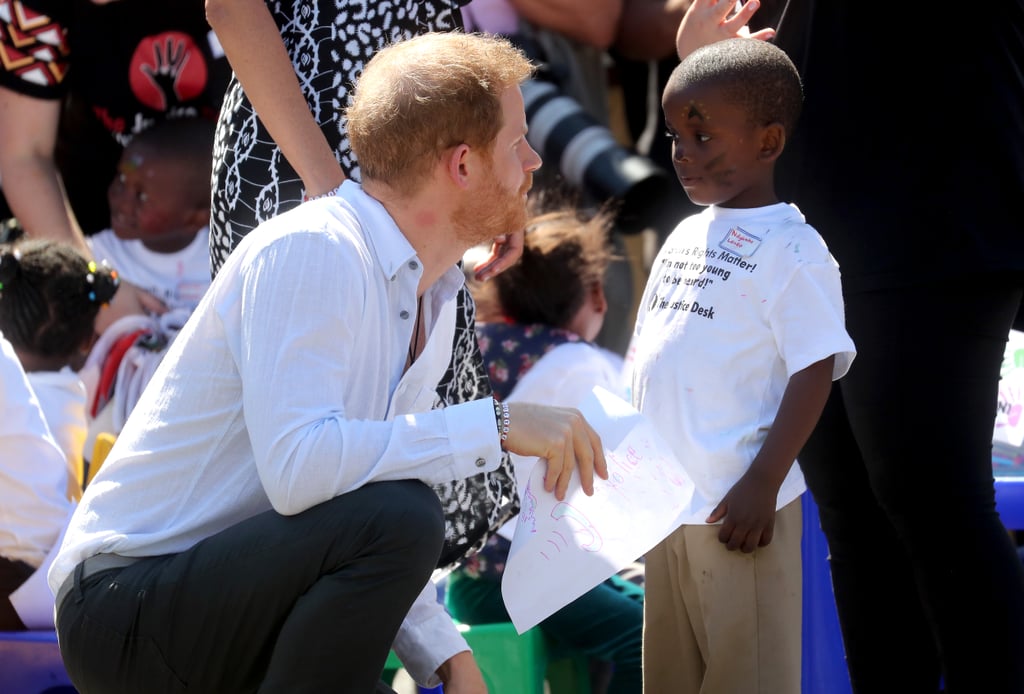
[88,117,215,315]
[83,117,215,446]
[630,38,856,694]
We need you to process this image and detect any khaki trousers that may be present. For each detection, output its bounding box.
[642,498,802,694]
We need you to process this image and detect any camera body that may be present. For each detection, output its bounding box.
[512,35,671,234]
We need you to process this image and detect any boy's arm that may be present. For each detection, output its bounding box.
[707,355,834,552]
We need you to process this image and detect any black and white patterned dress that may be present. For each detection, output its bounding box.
[210,0,518,569]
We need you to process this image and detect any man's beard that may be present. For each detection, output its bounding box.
[452,169,531,248]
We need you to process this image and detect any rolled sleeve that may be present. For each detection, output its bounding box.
[392,580,470,687]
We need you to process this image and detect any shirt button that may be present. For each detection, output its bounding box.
[390,275,397,282]
[409,260,419,270]
[400,310,410,319]
[474,457,487,468]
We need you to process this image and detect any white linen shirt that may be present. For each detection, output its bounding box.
[50,181,502,684]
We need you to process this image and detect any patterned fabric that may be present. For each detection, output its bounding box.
[209,0,517,570]
[0,0,228,135]
[476,322,582,401]
[432,289,520,569]
[0,0,70,92]
[457,531,512,582]
[209,0,470,273]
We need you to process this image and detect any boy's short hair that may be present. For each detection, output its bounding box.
[346,32,534,194]
[667,38,803,136]
[128,117,216,206]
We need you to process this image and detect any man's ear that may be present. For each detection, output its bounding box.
[445,143,473,189]
[758,122,786,162]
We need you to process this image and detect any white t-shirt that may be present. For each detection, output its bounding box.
[87,226,211,312]
[52,182,503,683]
[631,203,856,523]
[28,367,88,493]
[0,333,72,567]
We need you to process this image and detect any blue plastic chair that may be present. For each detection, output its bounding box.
[0,630,77,694]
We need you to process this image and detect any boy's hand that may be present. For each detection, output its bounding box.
[705,469,779,552]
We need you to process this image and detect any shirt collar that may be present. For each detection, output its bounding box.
[337,181,465,303]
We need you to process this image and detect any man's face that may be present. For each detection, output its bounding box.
[453,85,541,245]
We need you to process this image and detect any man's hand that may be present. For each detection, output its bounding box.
[676,0,775,61]
[473,230,524,282]
[436,650,487,694]
[504,402,609,500]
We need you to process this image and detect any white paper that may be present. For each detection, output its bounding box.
[994,329,1024,448]
[501,387,694,633]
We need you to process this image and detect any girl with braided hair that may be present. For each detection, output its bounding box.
[0,240,118,630]
[0,239,120,500]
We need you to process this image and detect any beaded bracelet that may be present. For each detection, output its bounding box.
[492,398,510,450]
[302,181,346,202]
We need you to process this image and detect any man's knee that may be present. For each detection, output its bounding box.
[359,480,445,567]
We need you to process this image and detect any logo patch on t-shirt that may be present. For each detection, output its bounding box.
[718,226,762,258]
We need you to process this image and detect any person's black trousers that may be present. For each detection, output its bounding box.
[799,282,1024,694]
[56,480,444,694]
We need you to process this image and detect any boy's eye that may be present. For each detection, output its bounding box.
[664,130,678,141]
[697,133,711,143]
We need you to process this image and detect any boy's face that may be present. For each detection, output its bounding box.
[662,81,778,209]
[107,143,204,250]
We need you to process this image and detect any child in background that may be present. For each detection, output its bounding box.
[0,240,121,500]
[446,205,644,693]
[83,117,215,443]
[0,330,72,630]
[630,38,855,694]
[87,117,215,315]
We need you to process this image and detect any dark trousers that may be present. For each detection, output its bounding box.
[0,554,34,630]
[799,282,1024,694]
[56,480,444,694]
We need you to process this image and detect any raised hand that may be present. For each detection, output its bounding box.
[473,229,524,282]
[676,0,776,61]
[503,402,608,500]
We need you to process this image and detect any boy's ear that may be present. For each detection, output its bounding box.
[758,122,786,162]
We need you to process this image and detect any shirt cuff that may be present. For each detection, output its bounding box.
[392,580,470,687]
[443,398,503,478]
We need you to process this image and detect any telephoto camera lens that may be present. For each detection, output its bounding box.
[522,79,671,233]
